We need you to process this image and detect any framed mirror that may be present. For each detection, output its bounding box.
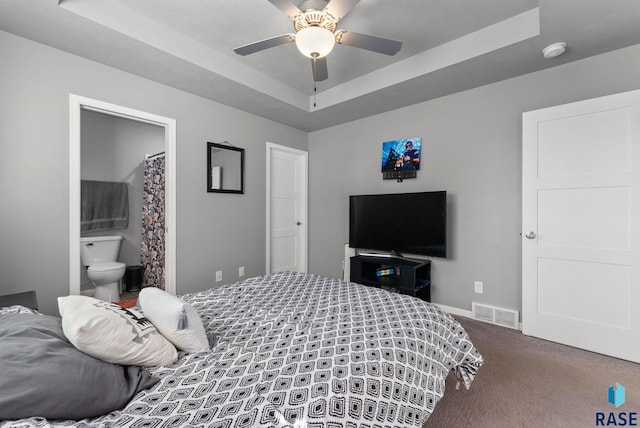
[207,142,244,194]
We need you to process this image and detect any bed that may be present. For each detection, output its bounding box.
[0,272,483,427]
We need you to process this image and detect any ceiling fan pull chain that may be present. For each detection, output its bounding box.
[313,57,318,107]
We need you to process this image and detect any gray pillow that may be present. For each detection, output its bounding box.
[0,313,159,421]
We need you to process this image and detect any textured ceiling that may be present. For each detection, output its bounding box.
[1,0,639,131]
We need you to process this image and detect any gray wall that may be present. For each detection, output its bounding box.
[0,30,307,315]
[2,25,639,317]
[308,44,640,314]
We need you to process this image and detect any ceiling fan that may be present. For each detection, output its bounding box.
[234,0,402,82]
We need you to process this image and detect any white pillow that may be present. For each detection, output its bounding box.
[58,295,177,367]
[138,287,209,353]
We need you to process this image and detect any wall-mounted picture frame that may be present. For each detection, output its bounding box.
[207,142,244,194]
[381,137,422,180]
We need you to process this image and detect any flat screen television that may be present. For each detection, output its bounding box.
[349,191,447,258]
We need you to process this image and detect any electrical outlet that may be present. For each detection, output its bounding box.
[216,270,222,282]
[238,266,245,277]
[474,281,484,294]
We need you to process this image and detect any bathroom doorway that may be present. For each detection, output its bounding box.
[69,95,177,297]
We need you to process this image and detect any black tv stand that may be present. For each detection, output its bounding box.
[350,255,431,302]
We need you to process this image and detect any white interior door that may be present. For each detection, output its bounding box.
[266,142,308,274]
[522,90,640,362]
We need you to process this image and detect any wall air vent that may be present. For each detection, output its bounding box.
[472,302,519,330]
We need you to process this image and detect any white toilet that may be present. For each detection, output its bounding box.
[80,235,126,302]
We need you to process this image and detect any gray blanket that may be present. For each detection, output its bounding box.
[0,312,158,421]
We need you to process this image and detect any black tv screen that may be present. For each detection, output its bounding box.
[349,191,447,258]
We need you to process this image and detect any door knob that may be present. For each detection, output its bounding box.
[525,231,536,239]
[296,221,302,226]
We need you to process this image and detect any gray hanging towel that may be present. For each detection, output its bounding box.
[81,180,129,232]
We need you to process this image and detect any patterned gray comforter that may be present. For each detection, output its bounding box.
[1,272,483,427]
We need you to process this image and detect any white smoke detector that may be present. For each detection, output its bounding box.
[542,42,567,59]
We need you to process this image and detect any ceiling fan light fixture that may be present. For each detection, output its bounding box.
[295,26,335,58]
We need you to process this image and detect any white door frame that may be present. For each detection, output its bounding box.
[265,142,308,274]
[69,94,177,296]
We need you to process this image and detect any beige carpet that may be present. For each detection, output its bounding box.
[425,316,640,428]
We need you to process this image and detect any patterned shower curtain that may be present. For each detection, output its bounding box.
[141,156,165,290]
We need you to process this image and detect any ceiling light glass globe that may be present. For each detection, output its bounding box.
[295,26,335,58]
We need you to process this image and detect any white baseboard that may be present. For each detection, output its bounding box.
[436,302,523,330]
[434,303,472,318]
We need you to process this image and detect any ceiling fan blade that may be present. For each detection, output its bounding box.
[323,0,361,21]
[311,57,328,82]
[267,0,302,19]
[234,34,294,56]
[336,31,402,55]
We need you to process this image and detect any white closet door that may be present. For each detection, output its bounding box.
[266,143,308,274]
[522,89,640,363]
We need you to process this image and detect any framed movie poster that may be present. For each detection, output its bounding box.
[381,137,421,180]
